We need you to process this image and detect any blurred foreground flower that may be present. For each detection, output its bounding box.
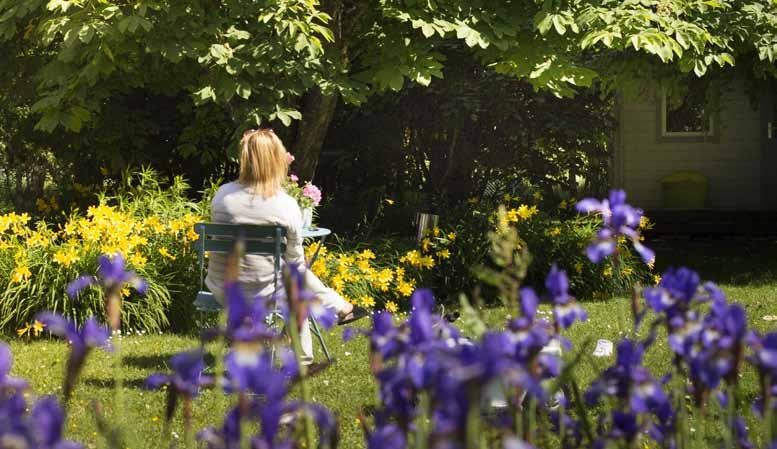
[67,253,147,330]
[36,313,111,400]
[145,350,213,426]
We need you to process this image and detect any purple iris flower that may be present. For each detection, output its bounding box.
[145,350,213,422]
[66,253,147,297]
[689,298,747,389]
[284,264,336,330]
[0,343,28,392]
[146,350,212,397]
[224,281,277,343]
[643,267,710,316]
[198,407,241,449]
[409,289,436,346]
[0,393,82,449]
[643,268,727,359]
[733,417,754,449]
[368,424,406,449]
[30,395,83,449]
[222,349,293,398]
[586,340,672,430]
[748,332,777,375]
[746,332,777,415]
[370,312,406,361]
[576,190,655,265]
[610,411,640,442]
[35,313,111,400]
[546,265,588,329]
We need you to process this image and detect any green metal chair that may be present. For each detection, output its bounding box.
[192,222,332,361]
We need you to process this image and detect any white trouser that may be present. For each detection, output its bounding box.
[211,269,350,365]
[297,270,351,364]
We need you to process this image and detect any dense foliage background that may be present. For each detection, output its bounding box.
[0,0,774,331]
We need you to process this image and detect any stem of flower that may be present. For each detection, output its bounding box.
[108,291,124,440]
[184,398,194,449]
[526,395,537,444]
[414,392,430,449]
[287,314,316,448]
[764,373,774,446]
[675,373,689,449]
[465,385,482,449]
[515,387,524,438]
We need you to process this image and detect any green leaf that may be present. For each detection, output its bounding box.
[77,25,94,44]
[693,59,708,77]
[458,294,487,339]
[272,108,302,127]
[225,26,250,41]
[236,84,252,100]
[46,0,73,13]
[535,13,553,34]
[389,72,404,91]
[193,86,216,104]
[552,15,566,35]
[210,44,231,64]
[421,23,435,38]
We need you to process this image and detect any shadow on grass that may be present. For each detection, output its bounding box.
[653,238,777,286]
[122,352,216,370]
[82,377,148,390]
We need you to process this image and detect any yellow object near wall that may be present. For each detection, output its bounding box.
[661,171,708,209]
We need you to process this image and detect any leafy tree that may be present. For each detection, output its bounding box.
[1,0,776,182]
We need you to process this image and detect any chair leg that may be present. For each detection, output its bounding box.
[309,316,332,362]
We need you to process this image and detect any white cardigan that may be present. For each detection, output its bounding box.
[204,181,306,300]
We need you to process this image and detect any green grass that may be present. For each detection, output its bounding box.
[6,237,777,448]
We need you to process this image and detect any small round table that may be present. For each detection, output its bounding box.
[302,227,331,267]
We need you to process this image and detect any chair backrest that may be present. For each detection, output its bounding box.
[193,223,288,304]
[193,223,287,255]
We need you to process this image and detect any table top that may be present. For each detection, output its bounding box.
[302,227,331,238]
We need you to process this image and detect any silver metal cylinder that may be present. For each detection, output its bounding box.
[416,212,439,242]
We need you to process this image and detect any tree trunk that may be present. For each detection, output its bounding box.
[294,88,339,181]
[293,0,352,181]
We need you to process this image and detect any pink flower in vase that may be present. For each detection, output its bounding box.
[302,183,322,206]
[290,174,299,182]
[287,153,296,164]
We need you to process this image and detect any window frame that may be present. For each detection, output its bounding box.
[656,88,719,143]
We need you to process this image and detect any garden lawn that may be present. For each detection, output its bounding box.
[7,237,777,448]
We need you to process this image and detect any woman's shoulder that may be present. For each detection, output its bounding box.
[275,191,301,210]
[216,181,242,193]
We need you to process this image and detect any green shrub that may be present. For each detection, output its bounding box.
[425,185,654,302]
[0,168,215,334]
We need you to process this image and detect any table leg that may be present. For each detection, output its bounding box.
[307,235,328,268]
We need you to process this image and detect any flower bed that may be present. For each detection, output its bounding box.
[2,190,775,449]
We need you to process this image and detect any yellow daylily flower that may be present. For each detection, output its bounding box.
[32,320,45,336]
[11,265,32,283]
[16,324,30,337]
[360,295,376,308]
[53,248,80,268]
[158,247,176,260]
[436,248,450,260]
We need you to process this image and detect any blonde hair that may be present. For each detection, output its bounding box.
[238,129,289,198]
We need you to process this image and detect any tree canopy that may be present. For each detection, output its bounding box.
[1,0,776,182]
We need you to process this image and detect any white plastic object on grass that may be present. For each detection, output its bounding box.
[593,339,614,357]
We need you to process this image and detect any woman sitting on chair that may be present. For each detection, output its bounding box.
[205,128,366,364]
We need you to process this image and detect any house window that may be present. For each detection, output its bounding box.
[659,83,716,139]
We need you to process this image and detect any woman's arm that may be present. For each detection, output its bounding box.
[283,197,307,268]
